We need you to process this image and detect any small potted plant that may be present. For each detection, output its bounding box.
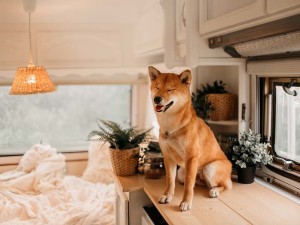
[88,120,152,176]
[226,129,273,184]
[192,80,237,121]
[140,141,165,179]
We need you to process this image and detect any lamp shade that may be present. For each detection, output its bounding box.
[10,66,56,95]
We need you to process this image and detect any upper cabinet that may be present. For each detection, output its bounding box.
[267,0,300,14]
[160,0,187,68]
[199,0,265,36]
[161,0,231,69]
[199,0,300,37]
[134,0,164,57]
[160,0,300,69]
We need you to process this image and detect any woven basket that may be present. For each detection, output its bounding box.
[109,147,139,176]
[206,93,237,121]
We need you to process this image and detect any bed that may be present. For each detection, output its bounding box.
[0,142,115,225]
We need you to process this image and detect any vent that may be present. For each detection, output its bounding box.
[208,14,300,59]
[233,31,300,57]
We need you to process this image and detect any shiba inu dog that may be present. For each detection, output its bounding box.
[148,66,232,211]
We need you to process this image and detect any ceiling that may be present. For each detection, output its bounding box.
[0,0,164,80]
[0,0,143,24]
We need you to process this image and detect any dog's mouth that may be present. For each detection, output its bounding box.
[155,101,174,113]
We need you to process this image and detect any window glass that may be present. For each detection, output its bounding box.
[0,85,131,155]
[274,85,300,163]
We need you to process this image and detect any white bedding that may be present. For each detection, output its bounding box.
[0,144,115,225]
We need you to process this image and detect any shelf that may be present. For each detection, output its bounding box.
[114,174,145,192]
[143,176,300,225]
[206,119,238,126]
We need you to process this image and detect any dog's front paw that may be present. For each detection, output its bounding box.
[179,201,192,211]
[209,187,219,198]
[159,194,173,204]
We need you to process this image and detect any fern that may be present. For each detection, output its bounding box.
[87,120,152,150]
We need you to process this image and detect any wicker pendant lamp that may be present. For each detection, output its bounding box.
[10,0,56,95]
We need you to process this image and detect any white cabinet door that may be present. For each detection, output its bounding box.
[199,0,266,35]
[115,186,129,225]
[134,1,164,57]
[267,0,300,14]
[160,0,187,68]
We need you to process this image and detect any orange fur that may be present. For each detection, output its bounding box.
[148,66,232,211]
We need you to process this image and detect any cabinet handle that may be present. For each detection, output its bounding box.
[242,103,246,121]
[181,1,186,28]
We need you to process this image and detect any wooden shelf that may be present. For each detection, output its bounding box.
[142,176,300,225]
[207,119,238,126]
[114,174,145,192]
[114,175,300,225]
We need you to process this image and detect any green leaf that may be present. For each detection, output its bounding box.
[88,119,152,150]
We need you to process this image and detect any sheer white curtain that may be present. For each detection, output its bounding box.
[275,86,300,162]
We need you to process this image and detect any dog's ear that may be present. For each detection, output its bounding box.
[148,66,161,81]
[179,70,192,86]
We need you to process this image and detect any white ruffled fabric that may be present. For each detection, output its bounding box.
[0,144,115,225]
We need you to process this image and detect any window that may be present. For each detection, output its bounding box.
[258,77,300,184]
[0,85,131,155]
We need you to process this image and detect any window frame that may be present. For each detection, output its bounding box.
[247,58,300,195]
[0,68,150,155]
[258,77,300,185]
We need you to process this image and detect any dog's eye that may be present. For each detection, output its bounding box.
[155,86,159,90]
[168,89,175,92]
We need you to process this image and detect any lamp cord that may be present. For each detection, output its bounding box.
[28,12,34,67]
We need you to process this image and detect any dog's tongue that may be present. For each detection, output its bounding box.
[155,105,164,112]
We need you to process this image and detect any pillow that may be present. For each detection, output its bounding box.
[82,141,114,184]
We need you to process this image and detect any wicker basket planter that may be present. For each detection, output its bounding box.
[206,93,237,121]
[109,147,139,176]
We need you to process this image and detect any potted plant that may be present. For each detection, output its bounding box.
[226,129,273,184]
[139,141,165,179]
[88,120,152,176]
[192,80,237,121]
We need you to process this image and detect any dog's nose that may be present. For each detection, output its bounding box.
[154,96,162,104]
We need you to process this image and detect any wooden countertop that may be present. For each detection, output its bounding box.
[116,175,300,225]
[114,174,145,192]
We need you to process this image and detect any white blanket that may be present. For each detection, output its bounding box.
[0,144,115,225]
